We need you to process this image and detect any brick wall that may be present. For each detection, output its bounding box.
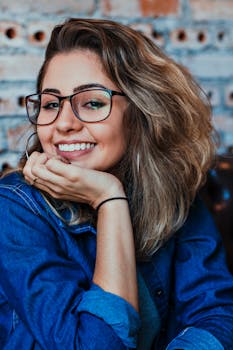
[0,0,233,169]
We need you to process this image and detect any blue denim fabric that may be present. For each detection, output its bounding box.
[0,172,233,349]
[166,327,224,349]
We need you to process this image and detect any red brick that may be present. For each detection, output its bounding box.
[140,0,179,16]
[101,0,179,17]
[190,0,233,20]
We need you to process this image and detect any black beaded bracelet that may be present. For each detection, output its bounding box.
[95,197,128,212]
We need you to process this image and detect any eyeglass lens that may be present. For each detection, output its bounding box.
[26,90,112,125]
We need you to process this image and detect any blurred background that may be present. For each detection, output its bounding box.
[0,0,233,170]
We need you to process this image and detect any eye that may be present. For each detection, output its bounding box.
[83,99,106,110]
[42,101,59,110]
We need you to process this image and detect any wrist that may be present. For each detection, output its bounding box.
[95,196,128,211]
[91,177,126,209]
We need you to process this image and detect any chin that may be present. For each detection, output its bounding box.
[69,160,97,170]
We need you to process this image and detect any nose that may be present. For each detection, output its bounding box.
[55,99,83,132]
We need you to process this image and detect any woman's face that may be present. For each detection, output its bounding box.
[37,50,128,171]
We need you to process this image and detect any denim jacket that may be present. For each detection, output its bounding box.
[0,172,233,349]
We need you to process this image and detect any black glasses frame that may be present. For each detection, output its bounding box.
[25,88,126,125]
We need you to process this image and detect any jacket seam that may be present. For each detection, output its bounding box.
[0,184,41,215]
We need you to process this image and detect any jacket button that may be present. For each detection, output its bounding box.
[156,289,164,296]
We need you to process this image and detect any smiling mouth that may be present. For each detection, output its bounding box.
[58,143,96,152]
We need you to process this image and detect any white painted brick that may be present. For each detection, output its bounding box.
[213,27,232,49]
[0,124,6,151]
[0,55,43,81]
[179,54,233,79]
[222,132,233,150]
[0,0,232,158]
[100,0,140,17]
[0,0,95,15]
[190,0,233,21]
[0,152,20,170]
[170,27,209,49]
[213,115,233,134]
[7,121,33,152]
[129,22,153,38]
[0,21,25,47]
[27,21,56,47]
[0,85,35,116]
[213,115,233,150]
[228,28,233,49]
[129,22,165,47]
[225,84,233,107]
[202,84,221,107]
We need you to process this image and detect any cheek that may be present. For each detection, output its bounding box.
[37,127,52,149]
[99,123,125,146]
[106,126,127,158]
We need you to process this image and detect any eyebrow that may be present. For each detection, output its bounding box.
[42,83,108,94]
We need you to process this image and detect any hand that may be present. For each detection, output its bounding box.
[23,152,125,208]
[24,152,138,311]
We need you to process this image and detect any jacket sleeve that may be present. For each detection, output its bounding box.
[0,184,140,350]
[166,198,233,350]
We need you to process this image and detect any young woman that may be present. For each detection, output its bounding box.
[0,18,232,349]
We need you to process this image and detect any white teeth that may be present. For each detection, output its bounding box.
[58,143,95,152]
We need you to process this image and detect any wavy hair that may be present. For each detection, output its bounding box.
[19,18,216,259]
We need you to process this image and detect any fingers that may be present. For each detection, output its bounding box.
[23,152,81,197]
[22,151,125,207]
[23,152,67,189]
[23,152,48,184]
[32,176,39,185]
[45,158,76,177]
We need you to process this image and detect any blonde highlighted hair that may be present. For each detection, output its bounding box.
[19,18,215,259]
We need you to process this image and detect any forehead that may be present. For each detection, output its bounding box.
[42,50,116,91]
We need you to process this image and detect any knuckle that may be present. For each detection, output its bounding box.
[55,186,64,195]
[51,191,60,199]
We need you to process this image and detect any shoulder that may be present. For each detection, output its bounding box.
[0,171,48,216]
[177,196,220,242]
[0,172,68,246]
[0,172,95,235]
[173,196,228,275]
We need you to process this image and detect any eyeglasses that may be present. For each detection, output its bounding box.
[25,88,126,125]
